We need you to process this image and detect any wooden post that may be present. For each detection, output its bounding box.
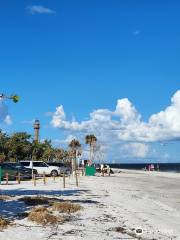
[82,168,84,176]
[43,172,46,185]
[18,172,21,184]
[0,166,2,185]
[75,173,78,187]
[6,172,8,185]
[63,173,65,188]
[53,175,56,182]
[33,174,36,186]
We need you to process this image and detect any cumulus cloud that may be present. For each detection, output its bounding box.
[52,134,78,146]
[0,100,12,125]
[0,100,8,122]
[120,142,149,158]
[4,115,12,125]
[115,98,141,124]
[149,91,180,137]
[50,90,180,143]
[27,5,56,15]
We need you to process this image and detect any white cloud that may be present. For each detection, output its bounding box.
[52,134,78,146]
[115,98,141,124]
[50,90,180,143]
[0,100,12,125]
[120,142,149,158]
[27,5,56,15]
[4,115,12,125]
[149,90,180,136]
[0,100,8,122]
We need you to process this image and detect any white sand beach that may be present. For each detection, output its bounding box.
[0,170,180,240]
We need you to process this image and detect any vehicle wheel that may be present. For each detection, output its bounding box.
[51,170,58,177]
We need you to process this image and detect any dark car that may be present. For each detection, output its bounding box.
[0,162,37,181]
[10,162,37,175]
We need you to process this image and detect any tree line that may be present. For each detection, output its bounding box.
[0,130,97,164]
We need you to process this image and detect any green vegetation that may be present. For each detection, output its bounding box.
[69,139,81,171]
[10,94,19,103]
[0,130,69,162]
[0,93,20,103]
[0,130,97,163]
[85,134,97,162]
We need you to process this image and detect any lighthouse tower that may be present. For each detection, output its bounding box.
[33,119,40,142]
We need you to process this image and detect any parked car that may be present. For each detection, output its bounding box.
[0,162,37,180]
[7,162,38,175]
[47,162,72,175]
[20,161,60,176]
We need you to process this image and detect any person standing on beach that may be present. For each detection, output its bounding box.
[156,164,159,171]
[107,165,110,176]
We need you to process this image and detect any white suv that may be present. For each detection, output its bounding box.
[20,161,60,176]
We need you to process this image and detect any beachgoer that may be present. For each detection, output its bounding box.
[151,164,154,171]
[107,165,110,176]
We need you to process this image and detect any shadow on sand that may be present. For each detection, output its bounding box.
[0,188,89,221]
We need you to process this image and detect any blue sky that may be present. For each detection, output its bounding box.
[0,1,180,162]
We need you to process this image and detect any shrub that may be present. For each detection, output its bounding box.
[28,207,62,225]
[0,217,9,229]
[0,195,12,201]
[52,202,82,213]
[19,196,49,206]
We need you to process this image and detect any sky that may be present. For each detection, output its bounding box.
[0,0,180,163]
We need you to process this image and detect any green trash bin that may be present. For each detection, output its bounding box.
[85,166,96,176]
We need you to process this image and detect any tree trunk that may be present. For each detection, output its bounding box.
[72,149,76,176]
[89,144,92,165]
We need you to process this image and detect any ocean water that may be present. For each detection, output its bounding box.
[109,163,180,173]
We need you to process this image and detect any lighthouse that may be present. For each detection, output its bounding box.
[33,119,40,142]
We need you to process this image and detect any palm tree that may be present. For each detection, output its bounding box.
[69,139,81,173]
[85,134,97,163]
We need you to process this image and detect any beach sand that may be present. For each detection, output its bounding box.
[0,170,180,239]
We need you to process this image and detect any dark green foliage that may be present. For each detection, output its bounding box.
[0,130,69,162]
[5,132,32,161]
[85,134,97,146]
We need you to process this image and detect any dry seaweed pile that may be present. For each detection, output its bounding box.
[21,196,83,226]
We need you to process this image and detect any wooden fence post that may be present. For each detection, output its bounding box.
[0,166,2,185]
[75,173,78,187]
[33,174,36,186]
[43,172,46,185]
[18,172,21,184]
[63,173,65,188]
[6,172,8,185]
